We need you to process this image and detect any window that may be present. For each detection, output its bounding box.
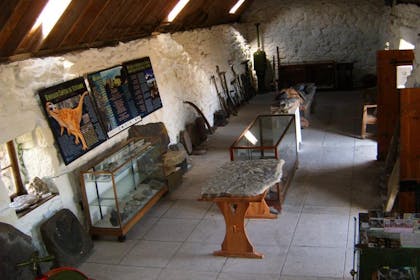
[0,141,25,198]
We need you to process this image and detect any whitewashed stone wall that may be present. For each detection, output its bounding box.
[0,25,249,249]
[240,0,389,86]
[389,4,420,87]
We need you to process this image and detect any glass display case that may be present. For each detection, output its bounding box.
[80,137,168,241]
[230,114,298,210]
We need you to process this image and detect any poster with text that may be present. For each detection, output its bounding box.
[123,57,163,117]
[87,65,141,137]
[38,77,107,165]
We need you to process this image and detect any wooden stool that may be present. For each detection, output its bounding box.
[361,104,377,139]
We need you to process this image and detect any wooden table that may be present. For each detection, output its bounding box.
[200,159,284,258]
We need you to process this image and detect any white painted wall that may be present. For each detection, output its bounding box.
[0,25,250,249]
[240,0,389,86]
[388,4,420,87]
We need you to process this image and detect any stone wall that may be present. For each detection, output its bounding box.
[240,0,389,86]
[389,4,420,87]
[0,25,249,249]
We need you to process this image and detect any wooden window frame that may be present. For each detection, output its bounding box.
[1,140,26,199]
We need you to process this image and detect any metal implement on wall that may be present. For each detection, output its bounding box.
[216,65,238,115]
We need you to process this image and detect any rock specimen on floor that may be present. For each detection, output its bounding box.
[0,222,37,280]
[40,209,93,267]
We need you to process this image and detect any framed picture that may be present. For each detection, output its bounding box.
[123,57,163,118]
[87,65,142,138]
[39,77,107,165]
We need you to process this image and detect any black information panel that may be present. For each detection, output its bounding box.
[123,57,162,117]
[87,66,142,137]
[38,77,107,165]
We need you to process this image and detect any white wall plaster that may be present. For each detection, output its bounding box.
[0,25,249,249]
[389,4,420,87]
[240,0,389,86]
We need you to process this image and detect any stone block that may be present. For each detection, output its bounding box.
[0,222,37,280]
[40,209,93,267]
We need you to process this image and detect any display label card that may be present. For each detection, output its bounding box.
[87,65,141,137]
[38,77,107,165]
[123,57,163,117]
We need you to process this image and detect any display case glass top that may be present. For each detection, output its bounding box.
[230,114,297,162]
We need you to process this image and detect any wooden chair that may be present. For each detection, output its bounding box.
[361,104,377,139]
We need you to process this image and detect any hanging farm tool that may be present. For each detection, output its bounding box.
[253,23,267,93]
[230,63,246,104]
[241,59,256,101]
[211,74,230,117]
[216,65,238,115]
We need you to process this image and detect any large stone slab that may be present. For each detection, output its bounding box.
[40,209,93,267]
[0,222,37,280]
[128,122,170,153]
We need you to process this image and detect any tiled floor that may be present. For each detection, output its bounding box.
[79,90,381,279]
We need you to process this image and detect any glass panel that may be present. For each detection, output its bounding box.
[231,115,295,161]
[277,117,298,184]
[82,138,166,230]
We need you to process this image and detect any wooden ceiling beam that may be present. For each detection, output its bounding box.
[0,0,48,57]
[0,1,20,34]
[95,0,142,42]
[80,0,123,44]
[119,0,154,38]
[59,0,110,48]
[39,0,87,51]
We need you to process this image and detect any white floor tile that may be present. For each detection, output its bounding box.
[292,212,348,248]
[246,210,300,247]
[187,217,226,244]
[222,245,288,274]
[78,262,161,280]
[120,240,181,267]
[282,246,346,278]
[125,215,158,240]
[218,272,280,280]
[85,239,137,264]
[158,269,218,280]
[162,199,212,219]
[144,218,200,242]
[166,242,226,272]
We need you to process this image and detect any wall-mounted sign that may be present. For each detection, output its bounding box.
[123,57,163,117]
[39,77,107,165]
[87,66,142,137]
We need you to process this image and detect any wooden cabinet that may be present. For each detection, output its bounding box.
[278,61,353,90]
[400,88,420,181]
[376,50,414,160]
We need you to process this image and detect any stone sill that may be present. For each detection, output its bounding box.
[16,193,58,218]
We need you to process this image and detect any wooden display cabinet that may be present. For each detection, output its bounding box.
[376,50,414,160]
[79,138,168,241]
